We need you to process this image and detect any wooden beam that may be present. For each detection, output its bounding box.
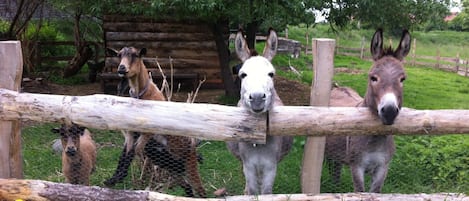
[301,38,335,194]
[0,41,23,179]
[269,106,469,136]
[2,89,469,139]
[1,179,468,201]
[0,89,266,143]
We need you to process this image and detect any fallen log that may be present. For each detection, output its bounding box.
[0,179,468,201]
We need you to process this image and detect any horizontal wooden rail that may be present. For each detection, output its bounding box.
[0,89,266,143]
[0,179,467,201]
[2,89,469,140]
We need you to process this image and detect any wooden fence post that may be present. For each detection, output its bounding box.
[301,38,335,194]
[466,60,469,77]
[412,38,417,66]
[455,53,460,73]
[305,32,309,54]
[0,41,24,179]
[436,49,441,69]
[360,36,365,59]
[335,37,339,55]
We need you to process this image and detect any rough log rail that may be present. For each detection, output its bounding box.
[0,89,266,143]
[2,89,469,140]
[0,179,468,201]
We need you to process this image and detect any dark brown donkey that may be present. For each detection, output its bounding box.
[326,29,411,193]
[105,47,206,197]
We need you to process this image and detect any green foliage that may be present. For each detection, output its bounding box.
[392,135,469,193]
[0,19,9,33]
[448,0,469,31]
[326,0,449,35]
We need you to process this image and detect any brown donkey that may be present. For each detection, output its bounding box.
[105,47,206,197]
[326,29,411,193]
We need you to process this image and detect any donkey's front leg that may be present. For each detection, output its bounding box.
[350,165,366,192]
[369,164,389,193]
[243,161,259,195]
[260,162,277,194]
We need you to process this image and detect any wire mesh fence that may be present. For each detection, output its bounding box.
[21,122,469,197]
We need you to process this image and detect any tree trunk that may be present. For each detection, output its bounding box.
[63,11,92,78]
[245,21,259,50]
[212,20,237,97]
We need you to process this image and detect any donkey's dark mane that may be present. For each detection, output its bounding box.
[250,49,259,57]
[382,46,397,57]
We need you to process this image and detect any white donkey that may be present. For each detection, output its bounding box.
[227,29,293,195]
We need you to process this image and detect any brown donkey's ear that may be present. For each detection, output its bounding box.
[370,28,384,61]
[263,28,278,62]
[394,30,411,61]
[235,29,251,62]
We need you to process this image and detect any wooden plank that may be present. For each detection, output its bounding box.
[0,41,23,179]
[105,32,214,41]
[104,57,220,70]
[103,15,208,24]
[301,39,335,194]
[103,22,210,33]
[106,41,217,52]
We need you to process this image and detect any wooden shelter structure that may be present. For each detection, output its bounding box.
[100,15,230,93]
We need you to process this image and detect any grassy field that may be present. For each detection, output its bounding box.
[21,26,469,195]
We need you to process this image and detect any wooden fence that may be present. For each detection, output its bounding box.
[34,41,103,69]
[2,40,469,200]
[332,37,469,77]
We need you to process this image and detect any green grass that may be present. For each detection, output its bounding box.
[21,26,469,195]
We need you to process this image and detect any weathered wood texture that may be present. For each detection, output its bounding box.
[102,15,229,88]
[0,89,266,143]
[0,41,23,179]
[2,89,469,139]
[302,39,335,194]
[1,179,468,201]
[269,106,469,136]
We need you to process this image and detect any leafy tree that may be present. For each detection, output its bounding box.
[324,0,449,35]
[449,0,469,31]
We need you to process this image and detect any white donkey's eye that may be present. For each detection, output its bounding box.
[268,72,274,78]
[240,73,247,79]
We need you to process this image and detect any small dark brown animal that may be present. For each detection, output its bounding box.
[105,47,206,197]
[326,29,411,193]
[52,124,97,186]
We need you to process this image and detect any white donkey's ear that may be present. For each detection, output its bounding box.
[235,30,251,62]
[263,28,277,61]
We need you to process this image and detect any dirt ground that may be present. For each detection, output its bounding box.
[21,76,312,106]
